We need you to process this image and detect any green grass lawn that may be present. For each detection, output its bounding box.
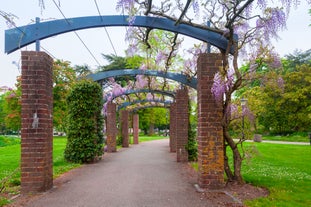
[192,142,311,206]
[262,135,309,143]
[135,135,168,143]
[0,136,80,206]
[1,135,310,206]
[0,136,80,181]
[243,143,311,207]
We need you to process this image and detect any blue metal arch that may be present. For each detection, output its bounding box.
[118,99,172,111]
[89,69,197,89]
[5,15,232,54]
[104,88,176,102]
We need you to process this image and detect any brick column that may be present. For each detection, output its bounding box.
[169,103,176,153]
[106,102,117,152]
[20,51,53,193]
[121,110,129,147]
[175,88,189,162]
[133,114,139,144]
[197,53,224,189]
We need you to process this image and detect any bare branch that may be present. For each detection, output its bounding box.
[175,0,191,25]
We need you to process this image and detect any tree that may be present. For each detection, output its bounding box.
[0,94,7,134]
[74,64,92,77]
[53,60,77,133]
[64,79,104,163]
[242,50,311,134]
[117,0,310,184]
[137,107,168,135]
[99,54,143,87]
[2,79,21,134]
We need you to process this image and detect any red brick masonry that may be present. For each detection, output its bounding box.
[106,102,117,152]
[197,53,225,189]
[21,51,53,193]
[175,88,189,162]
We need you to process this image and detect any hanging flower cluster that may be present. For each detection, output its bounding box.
[211,67,235,103]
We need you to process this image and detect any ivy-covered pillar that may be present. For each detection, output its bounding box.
[106,102,117,152]
[20,51,53,193]
[169,102,176,153]
[197,53,224,189]
[175,88,189,162]
[121,110,129,147]
[133,113,139,144]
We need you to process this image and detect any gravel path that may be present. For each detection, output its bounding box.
[21,139,212,207]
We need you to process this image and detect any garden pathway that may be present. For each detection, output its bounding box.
[20,139,213,207]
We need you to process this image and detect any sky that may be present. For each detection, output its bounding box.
[1,0,311,88]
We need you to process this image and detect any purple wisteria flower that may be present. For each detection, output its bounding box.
[211,68,235,102]
[242,105,255,124]
[192,0,200,17]
[112,83,125,96]
[155,51,167,65]
[256,8,286,41]
[211,72,226,102]
[135,75,148,88]
[126,44,138,57]
[277,76,285,91]
[116,0,135,11]
[139,64,148,70]
[226,103,239,120]
[268,51,282,69]
[146,93,153,101]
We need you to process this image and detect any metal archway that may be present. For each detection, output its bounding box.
[89,69,197,89]
[104,88,176,102]
[5,15,232,54]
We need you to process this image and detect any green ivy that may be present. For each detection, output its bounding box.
[64,79,104,163]
[186,99,198,161]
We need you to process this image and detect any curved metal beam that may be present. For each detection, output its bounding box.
[89,69,197,89]
[118,99,172,111]
[5,15,232,54]
[104,88,176,102]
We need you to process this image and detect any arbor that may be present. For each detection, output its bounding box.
[117,0,309,183]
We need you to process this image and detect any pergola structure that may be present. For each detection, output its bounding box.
[5,14,227,193]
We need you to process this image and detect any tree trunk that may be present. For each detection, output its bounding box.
[224,144,234,181]
[233,146,244,184]
[148,123,154,135]
[224,126,244,184]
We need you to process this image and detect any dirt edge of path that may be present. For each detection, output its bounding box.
[179,162,269,206]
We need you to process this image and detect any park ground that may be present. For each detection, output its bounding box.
[0,135,310,206]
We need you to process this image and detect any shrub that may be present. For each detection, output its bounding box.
[186,100,198,161]
[64,80,104,163]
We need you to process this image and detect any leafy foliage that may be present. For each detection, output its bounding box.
[137,107,168,135]
[64,80,104,163]
[242,50,311,135]
[2,80,21,133]
[53,60,77,132]
[186,100,197,162]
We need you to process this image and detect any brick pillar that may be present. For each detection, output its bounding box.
[121,110,129,147]
[133,114,139,144]
[175,88,189,162]
[106,102,117,152]
[169,103,176,153]
[20,51,53,193]
[197,53,224,189]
